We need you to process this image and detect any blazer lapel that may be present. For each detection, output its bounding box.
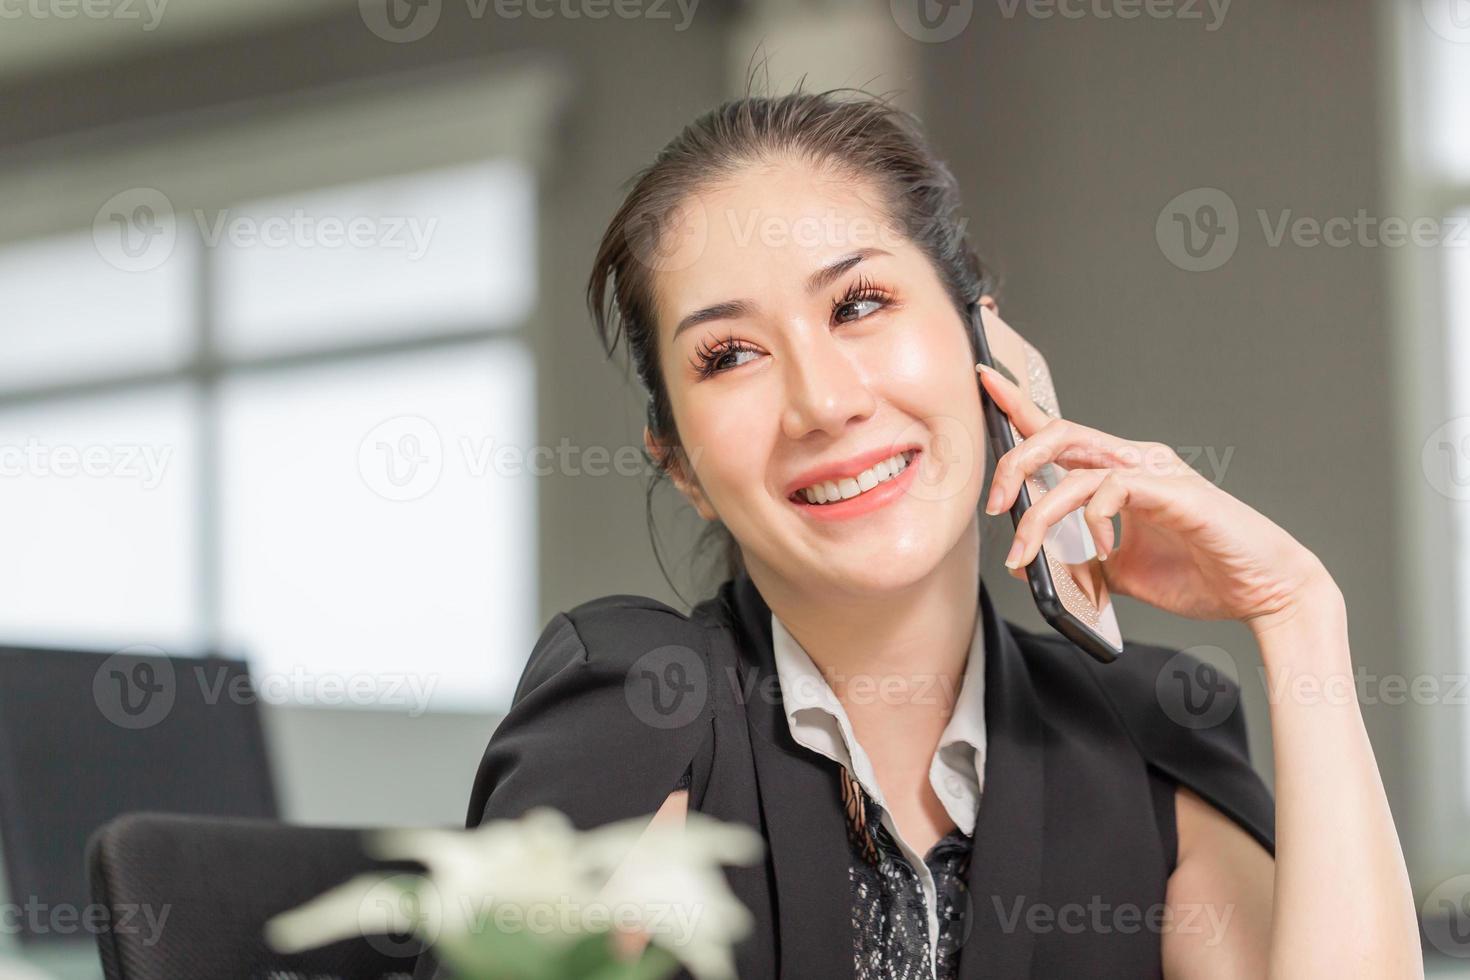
[714,572,1046,980]
[720,572,854,980]
[957,579,1045,980]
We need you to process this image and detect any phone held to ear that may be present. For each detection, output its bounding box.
[969,302,1126,664]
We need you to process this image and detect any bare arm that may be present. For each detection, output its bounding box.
[1162,576,1421,978]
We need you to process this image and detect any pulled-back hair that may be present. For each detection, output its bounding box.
[587,84,995,599]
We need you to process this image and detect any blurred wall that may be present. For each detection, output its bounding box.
[923,0,1406,831]
[0,0,1425,881]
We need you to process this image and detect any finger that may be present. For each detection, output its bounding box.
[976,362,1052,439]
[1004,467,1110,568]
[1083,474,1127,560]
[984,418,1137,517]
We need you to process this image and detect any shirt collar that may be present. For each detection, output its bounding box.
[770,603,987,831]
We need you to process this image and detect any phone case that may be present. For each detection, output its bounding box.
[970,303,1125,663]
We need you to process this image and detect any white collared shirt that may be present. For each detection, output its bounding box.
[770,609,987,978]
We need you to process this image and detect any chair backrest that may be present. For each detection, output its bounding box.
[88,812,421,980]
[0,646,277,945]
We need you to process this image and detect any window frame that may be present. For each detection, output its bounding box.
[0,59,568,710]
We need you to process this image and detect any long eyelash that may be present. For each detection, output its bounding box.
[690,277,891,380]
[832,274,892,317]
[691,332,758,379]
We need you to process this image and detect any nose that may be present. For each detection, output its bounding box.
[779,327,878,441]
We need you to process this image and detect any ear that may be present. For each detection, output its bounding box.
[979,293,999,313]
[643,425,718,522]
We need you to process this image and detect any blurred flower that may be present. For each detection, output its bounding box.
[264,806,764,980]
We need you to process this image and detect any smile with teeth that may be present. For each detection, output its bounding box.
[794,449,918,505]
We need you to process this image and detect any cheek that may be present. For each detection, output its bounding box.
[869,315,976,406]
[674,385,778,501]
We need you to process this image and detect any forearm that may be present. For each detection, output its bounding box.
[1255,584,1422,978]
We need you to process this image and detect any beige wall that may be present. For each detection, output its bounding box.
[0,0,1444,908]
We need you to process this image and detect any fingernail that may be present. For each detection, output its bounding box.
[1004,543,1022,569]
[984,489,1000,515]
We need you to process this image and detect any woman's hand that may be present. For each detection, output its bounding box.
[976,359,1338,643]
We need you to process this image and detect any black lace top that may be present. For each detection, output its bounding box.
[677,763,972,980]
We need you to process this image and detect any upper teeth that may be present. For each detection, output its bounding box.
[798,450,916,504]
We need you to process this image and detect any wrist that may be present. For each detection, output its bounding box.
[1249,559,1349,671]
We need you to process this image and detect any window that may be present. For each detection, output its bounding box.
[1386,0,1470,885]
[0,70,553,714]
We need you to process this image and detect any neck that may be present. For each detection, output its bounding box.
[749,517,982,714]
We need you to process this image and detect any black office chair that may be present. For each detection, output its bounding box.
[0,645,278,946]
[88,812,422,980]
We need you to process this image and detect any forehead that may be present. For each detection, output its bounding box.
[648,157,924,330]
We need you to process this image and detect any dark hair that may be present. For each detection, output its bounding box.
[586,84,996,602]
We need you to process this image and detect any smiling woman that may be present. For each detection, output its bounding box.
[412,86,1422,980]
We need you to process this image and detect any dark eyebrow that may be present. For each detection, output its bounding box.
[671,247,892,341]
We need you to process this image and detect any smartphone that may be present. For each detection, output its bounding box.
[969,302,1125,663]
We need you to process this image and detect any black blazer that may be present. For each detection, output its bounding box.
[414,572,1275,980]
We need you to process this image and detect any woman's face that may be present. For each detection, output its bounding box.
[647,156,987,597]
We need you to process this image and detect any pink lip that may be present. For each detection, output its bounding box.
[788,449,922,521]
[784,443,924,500]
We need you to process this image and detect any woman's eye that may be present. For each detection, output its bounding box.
[835,296,885,323]
[693,338,762,378]
[718,347,760,371]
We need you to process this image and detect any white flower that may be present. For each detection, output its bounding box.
[264,806,764,980]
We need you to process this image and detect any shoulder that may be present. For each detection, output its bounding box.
[1005,619,1276,856]
[511,592,710,703]
[466,593,720,831]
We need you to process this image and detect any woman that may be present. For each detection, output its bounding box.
[414,90,1420,979]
